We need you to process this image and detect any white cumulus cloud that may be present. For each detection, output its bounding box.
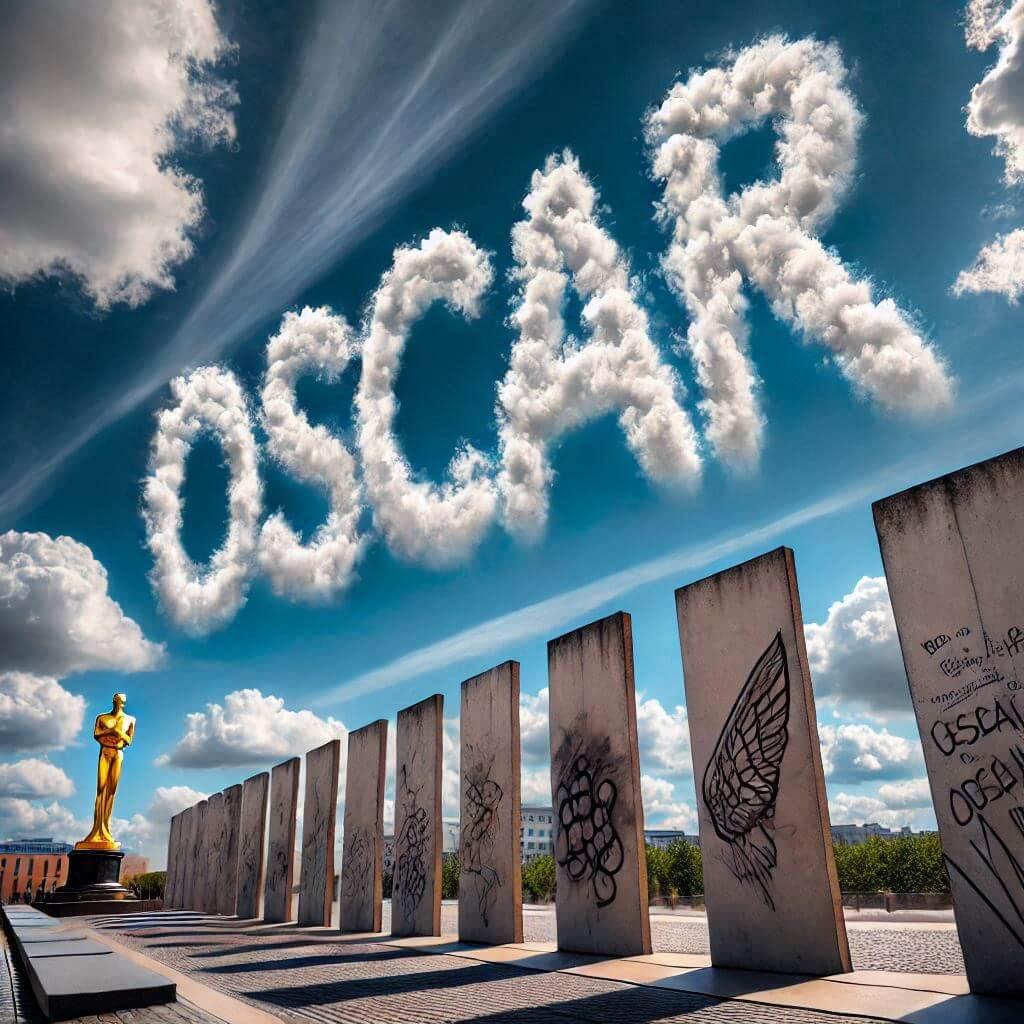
[955,228,1024,300]
[499,152,702,540]
[158,688,346,768]
[143,366,263,635]
[0,673,85,753]
[818,722,922,783]
[0,759,74,799]
[258,306,366,600]
[956,2,1024,300]
[805,576,912,719]
[966,0,1024,181]
[0,798,86,844]
[636,695,692,779]
[356,229,499,566]
[0,530,164,676]
[519,688,551,762]
[0,0,236,309]
[828,777,934,829]
[648,35,952,467]
[114,784,209,865]
[641,774,698,831]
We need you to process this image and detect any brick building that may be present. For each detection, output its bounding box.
[0,838,72,903]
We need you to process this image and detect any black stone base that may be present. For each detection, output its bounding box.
[43,897,162,918]
[47,850,138,909]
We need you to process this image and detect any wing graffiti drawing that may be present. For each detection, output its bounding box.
[702,630,792,910]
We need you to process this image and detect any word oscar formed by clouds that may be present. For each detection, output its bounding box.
[259,307,366,600]
[0,0,236,308]
[357,230,498,566]
[0,530,163,676]
[143,34,957,635]
[143,367,263,635]
[647,35,953,466]
[158,688,346,768]
[499,153,701,540]
[955,0,1024,301]
[804,575,910,718]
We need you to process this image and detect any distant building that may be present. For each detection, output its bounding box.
[121,854,150,878]
[0,838,72,903]
[382,810,700,868]
[644,828,700,849]
[521,805,556,861]
[830,822,925,845]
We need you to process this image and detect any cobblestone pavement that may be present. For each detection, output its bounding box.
[378,903,967,975]
[98,916,893,1024]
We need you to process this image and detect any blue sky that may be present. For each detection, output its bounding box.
[2,0,1024,864]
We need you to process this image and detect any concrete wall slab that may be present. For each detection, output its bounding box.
[547,611,651,956]
[298,739,341,926]
[875,448,1024,996]
[341,720,387,933]
[458,661,523,945]
[264,758,300,924]
[675,547,850,976]
[392,695,443,937]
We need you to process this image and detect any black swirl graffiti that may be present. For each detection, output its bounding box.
[554,730,624,908]
[342,824,372,904]
[460,749,503,926]
[396,765,429,920]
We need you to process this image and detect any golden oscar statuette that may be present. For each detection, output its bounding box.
[75,692,136,852]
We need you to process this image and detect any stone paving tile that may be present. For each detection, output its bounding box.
[105,917,893,1024]
[0,921,225,1024]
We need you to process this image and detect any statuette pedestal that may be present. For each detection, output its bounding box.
[44,850,142,917]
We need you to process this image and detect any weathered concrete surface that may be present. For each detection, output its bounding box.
[219,783,243,917]
[675,547,850,976]
[171,809,187,909]
[189,800,208,912]
[547,611,651,956]
[392,695,443,937]
[164,813,180,909]
[874,447,1024,996]
[237,771,269,920]
[341,719,387,933]
[264,757,300,923]
[202,792,225,915]
[177,804,196,910]
[298,739,341,926]
[458,661,523,945]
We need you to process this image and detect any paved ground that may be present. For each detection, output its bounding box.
[0,905,967,1022]
[0,922,224,1024]
[381,903,967,975]
[91,915,895,1024]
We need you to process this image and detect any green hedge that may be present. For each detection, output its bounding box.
[645,841,703,900]
[442,857,461,899]
[831,834,948,894]
[384,833,948,908]
[124,870,166,899]
[521,854,556,902]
